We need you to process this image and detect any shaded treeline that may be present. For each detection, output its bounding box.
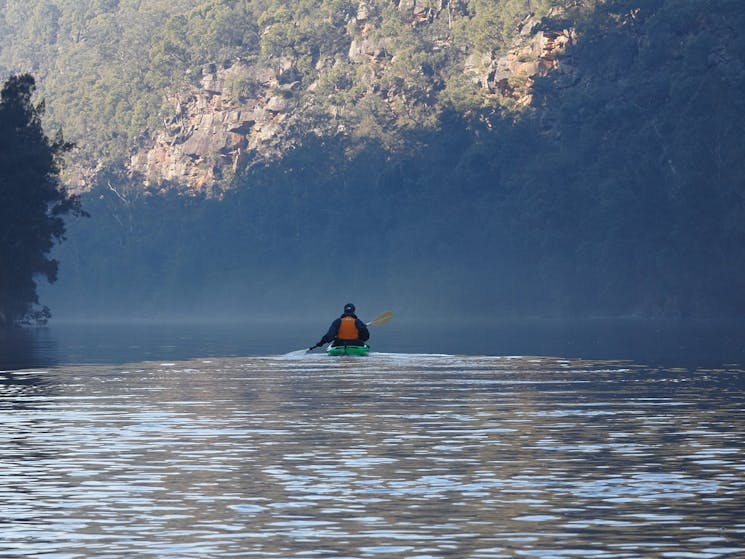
[0,75,82,327]
[45,0,745,319]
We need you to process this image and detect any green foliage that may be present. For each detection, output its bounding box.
[0,0,570,171]
[14,0,745,319]
[0,74,84,326]
[440,72,484,113]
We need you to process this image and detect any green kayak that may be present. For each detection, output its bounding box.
[327,344,370,356]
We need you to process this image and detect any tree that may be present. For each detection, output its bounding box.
[0,74,85,327]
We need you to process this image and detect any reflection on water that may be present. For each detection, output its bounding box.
[2,317,745,370]
[1,352,744,558]
[0,327,59,370]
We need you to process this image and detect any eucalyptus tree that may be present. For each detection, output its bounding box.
[0,74,84,327]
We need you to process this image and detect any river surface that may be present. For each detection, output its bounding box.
[1,320,744,558]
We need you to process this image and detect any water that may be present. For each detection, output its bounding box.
[1,320,745,558]
[2,317,744,368]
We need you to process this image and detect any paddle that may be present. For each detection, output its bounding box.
[307,310,393,352]
[367,310,393,327]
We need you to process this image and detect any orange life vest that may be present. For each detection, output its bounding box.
[337,316,360,340]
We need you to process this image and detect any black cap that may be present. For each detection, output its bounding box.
[344,303,355,313]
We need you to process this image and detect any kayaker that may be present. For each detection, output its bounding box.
[315,303,370,349]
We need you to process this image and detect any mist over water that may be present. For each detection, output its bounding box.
[2,317,744,371]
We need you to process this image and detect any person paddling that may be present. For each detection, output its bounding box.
[310,303,370,351]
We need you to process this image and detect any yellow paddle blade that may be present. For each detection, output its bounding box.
[367,310,393,327]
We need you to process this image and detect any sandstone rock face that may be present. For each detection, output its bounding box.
[397,0,433,23]
[348,37,389,63]
[129,11,573,194]
[130,60,295,192]
[465,16,576,106]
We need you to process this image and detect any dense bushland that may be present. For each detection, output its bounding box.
[2,0,742,319]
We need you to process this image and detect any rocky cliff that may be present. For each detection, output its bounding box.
[130,60,293,192]
[129,7,574,193]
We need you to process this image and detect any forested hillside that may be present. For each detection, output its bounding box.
[1,0,576,188]
[3,0,743,319]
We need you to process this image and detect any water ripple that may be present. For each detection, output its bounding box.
[1,355,744,558]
